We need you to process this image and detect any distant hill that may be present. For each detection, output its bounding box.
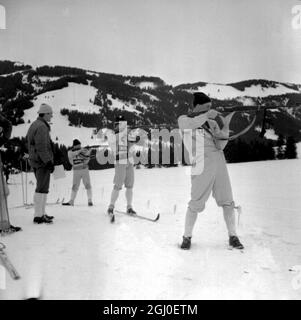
[0,60,301,149]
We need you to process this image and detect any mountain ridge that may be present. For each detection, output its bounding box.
[1,60,301,147]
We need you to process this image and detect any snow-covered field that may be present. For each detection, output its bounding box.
[1,159,301,300]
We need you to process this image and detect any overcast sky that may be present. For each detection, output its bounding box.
[0,0,301,85]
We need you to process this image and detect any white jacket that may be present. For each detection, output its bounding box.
[178,113,227,164]
[68,148,91,170]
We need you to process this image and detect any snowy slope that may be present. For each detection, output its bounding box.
[185,83,300,100]
[137,81,157,89]
[1,159,301,300]
[11,83,101,147]
[106,94,143,114]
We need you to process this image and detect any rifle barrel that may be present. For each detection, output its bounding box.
[215,104,301,113]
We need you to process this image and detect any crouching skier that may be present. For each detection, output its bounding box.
[63,139,93,206]
[178,92,244,250]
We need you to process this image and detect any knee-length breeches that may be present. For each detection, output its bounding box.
[113,162,134,190]
[188,151,233,213]
[72,168,91,191]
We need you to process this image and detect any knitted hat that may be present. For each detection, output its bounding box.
[72,139,81,147]
[37,103,53,114]
[193,92,211,107]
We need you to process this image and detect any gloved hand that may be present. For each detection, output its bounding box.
[78,148,91,159]
[45,161,55,173]
[207,109,219,119]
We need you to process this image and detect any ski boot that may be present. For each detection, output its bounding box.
[229,235,244,250]
[107,206,115,223]
[180,236,191,250]
[127,207,137,216]
[88,200,93,207]
[33,215,53,224]
[9,225,22,233]
[62,201,74,206]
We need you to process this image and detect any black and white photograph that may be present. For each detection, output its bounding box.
[0,0,301,303]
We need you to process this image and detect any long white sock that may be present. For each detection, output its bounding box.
[184,208,198,238]
[87,188,92,201]
[125,188,133,208]
[34,192,44,218]
[109,189,120,207]
[223,205,237,236]
[42,193,47,215]
[69,190,77,204]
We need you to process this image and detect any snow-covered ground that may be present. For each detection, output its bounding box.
[187,83,300,100]
[137,81,157,90]
[106,94,142,114]
[1,159,301,300]
[38,76,61,82]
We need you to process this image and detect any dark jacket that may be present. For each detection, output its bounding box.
[0,113,12,147]
[26,117,54,168]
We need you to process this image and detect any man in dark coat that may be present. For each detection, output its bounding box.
[26,103,55,224]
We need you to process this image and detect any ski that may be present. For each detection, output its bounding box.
[10,198,63,210]
[24,198,63,209]
[10,203,33,209]
[115,210,160,222]
[0,243,21,280]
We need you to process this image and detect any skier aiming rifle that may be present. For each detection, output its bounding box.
[0,105,21,234]
[178,92,244,250]
[107,115,138,222]
[62,139,93,206]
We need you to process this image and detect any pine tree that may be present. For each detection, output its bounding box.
[285,136,297,159]
[276,134,286,159]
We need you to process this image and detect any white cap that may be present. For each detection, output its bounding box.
[37,103,53,114]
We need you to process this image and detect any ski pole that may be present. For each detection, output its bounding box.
[0,161,11,230]
[25,159,28,205]
[20,160,25,205]
[0,242,21,280]
[0,164,7,230]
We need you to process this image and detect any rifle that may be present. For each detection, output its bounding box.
[214,102,301,138]
[214,103,301,113]
[84,144,109,149]
[91,101,301,141]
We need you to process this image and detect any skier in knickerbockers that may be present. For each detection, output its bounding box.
[178,92,244,250]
